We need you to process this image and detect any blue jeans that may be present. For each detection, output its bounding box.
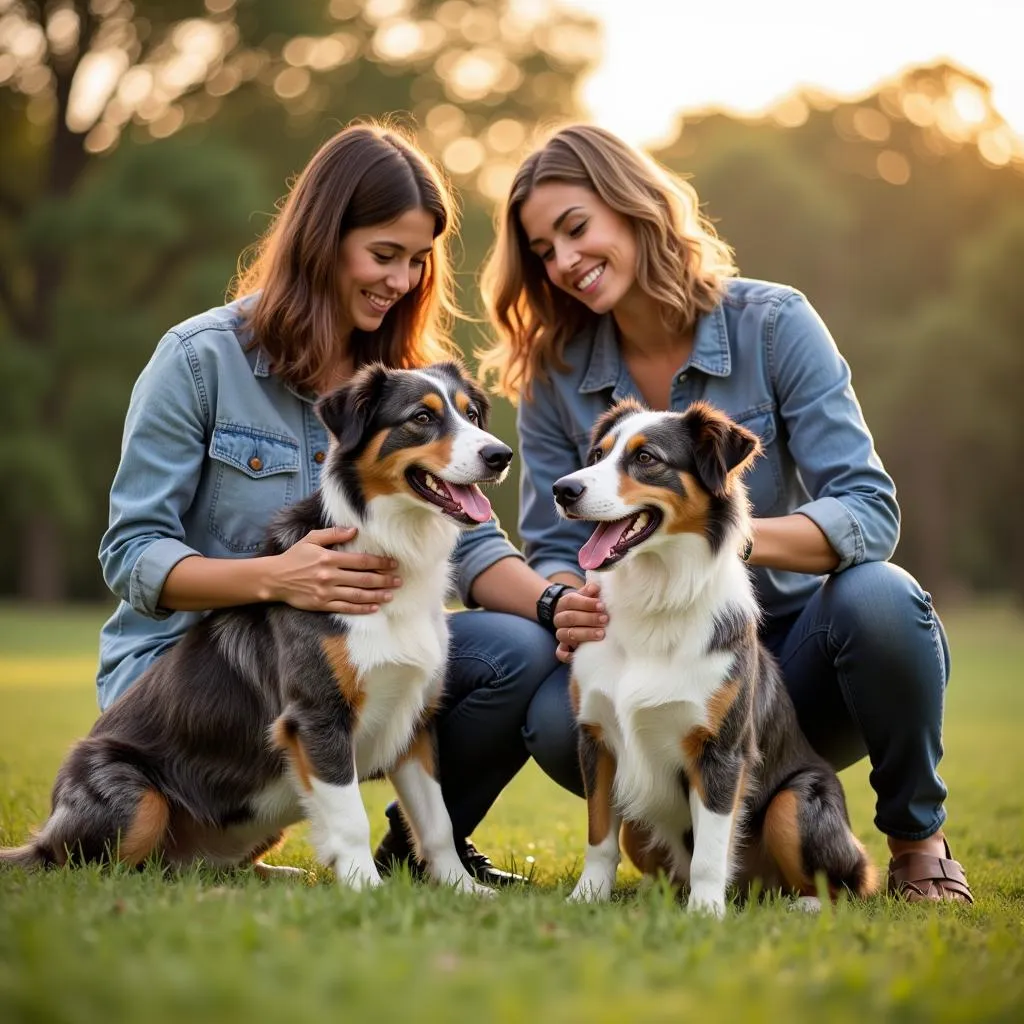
[385,610,556,841]
[522,562,952,841]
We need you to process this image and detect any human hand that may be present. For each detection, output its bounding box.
[269,526,400,614]
[553,581,608,664]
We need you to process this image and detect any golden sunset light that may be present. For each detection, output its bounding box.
[564,0,1024,149]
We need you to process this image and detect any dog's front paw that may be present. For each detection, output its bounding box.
[687,889,726,918]
[567,873,614,903]
[333,859,383,890]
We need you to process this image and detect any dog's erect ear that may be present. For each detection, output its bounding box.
[683,402,761,500]
[316,363,390,456]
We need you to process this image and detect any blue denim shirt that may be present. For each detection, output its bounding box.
[517,278,900,620]
[96,297,520,709]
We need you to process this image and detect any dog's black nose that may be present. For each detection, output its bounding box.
[553,477,586,506]
[480,443,513,472]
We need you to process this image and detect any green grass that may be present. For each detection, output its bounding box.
[1,602,1022,1024]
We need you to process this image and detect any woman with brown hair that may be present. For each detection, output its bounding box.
[96,122,557,885]
[478,123,973,904]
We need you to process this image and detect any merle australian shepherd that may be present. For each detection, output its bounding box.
[552,400,877,915]
[0,362,511,894]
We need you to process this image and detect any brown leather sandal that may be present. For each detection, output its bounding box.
[887,838,974,903]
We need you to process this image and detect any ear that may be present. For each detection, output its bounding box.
[315,363,389,457]
[683,402,761,500]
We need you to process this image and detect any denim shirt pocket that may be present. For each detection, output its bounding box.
[732,407,781,515]
[208,424,300,553]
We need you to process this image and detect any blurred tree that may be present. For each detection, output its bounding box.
[0,0,597,600]
[654,61,1024,601]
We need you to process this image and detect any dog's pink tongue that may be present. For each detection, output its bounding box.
[447,484,492,523]
[578,518,633,570]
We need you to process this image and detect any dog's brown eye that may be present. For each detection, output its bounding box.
[636,451,654,465]
[587,448,602,466]
[466,408,480,424]
[413,410,433,425]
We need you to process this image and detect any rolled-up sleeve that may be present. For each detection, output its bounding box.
[517,379,592,582]
[452,518,522,607]
[770,294,900,570]
[98,333,208,618]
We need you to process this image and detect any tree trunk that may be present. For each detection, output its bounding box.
[18,513,65,602]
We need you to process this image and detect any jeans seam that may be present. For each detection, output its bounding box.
[447,650,506,687]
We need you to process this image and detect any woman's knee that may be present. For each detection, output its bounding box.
[446,610,560,706]
[522,666,584,796]
[824,561,950,684]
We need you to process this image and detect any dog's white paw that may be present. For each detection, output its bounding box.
[567,874,613,903]
[687,891,726,918]
[789,895,822,914]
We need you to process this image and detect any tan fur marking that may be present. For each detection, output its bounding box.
[626,433,648,453]
[119,789,169,865]
[422,393,444,414]
[569,676,581,716]
[399,728,437,778]
[599,434,615,455]
[454,391,471,415]
[272,718,314,793]
[358,432,456,504]
[616,473,711,538]
[583,727,615,846]
[322,636,365,714]
[620,820,673,878]
[680,680,742,803]
[763,789,813,894]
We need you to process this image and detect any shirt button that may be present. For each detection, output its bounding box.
[248,456,263,471]
[677,372,688,384]
[314,450,326,464]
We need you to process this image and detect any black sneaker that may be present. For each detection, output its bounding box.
[372,825,528,887]
[458,839,529,887]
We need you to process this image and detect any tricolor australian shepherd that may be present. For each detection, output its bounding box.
[553,400,876,915]
[0,362,510,894]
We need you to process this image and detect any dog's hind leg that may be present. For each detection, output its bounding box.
[388,728,492,896]
[0,739,169,870]
[568,725,620,903]
[272,707,381,890]
[763,769,877,901]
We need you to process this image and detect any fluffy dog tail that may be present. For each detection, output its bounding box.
[763,767,878,899]
[0,841,52,870]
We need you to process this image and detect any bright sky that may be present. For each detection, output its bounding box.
[560,0,1024,147]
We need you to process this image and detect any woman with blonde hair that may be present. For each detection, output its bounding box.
[479,123,973,903]
[97,121,562,885]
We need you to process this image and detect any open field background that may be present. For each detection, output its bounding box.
[1,602,1022,1024]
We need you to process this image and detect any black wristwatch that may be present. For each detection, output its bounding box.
[536,582,576,635]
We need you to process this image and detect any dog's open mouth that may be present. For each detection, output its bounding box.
[578,508,663,570]
[406,468,492,525]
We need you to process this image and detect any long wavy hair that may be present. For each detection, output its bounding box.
[233,121,459,390]
[478,124,737,401]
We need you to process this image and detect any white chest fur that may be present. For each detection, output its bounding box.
[345,602,449,779]
[571,550,754,838]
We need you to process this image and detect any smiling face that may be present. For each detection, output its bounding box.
[552,402,760,570]
[317,363,513,526]
[336,207,437,334]
[517,181,639,315]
